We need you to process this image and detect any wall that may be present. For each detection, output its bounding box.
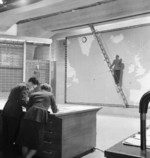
[52,38,66,104]
[0,24,17,35]
[66,34,123,106]
[64,25,150,107]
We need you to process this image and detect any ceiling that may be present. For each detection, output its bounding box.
[0,0,150,38]
[0,0,42,12]
[0,0,115,35]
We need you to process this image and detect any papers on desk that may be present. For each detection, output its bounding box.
[123,128,150,149]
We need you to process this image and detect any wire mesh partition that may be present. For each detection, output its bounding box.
[0,42,24,92]
[25,43,50,84]
[26,60,50,84]
[0,42,23,108]
[0,41,51,109]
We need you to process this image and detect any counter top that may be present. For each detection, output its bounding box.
[0,100,102,116]
[49,104,102,116]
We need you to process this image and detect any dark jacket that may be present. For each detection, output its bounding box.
[24,91,58,123]
[28,85,41,97]
[2,84,28,118]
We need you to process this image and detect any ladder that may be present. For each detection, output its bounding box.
[89,24,128,107]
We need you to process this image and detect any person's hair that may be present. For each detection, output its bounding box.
[8,82,29,100]
[40,83,52,92]
[28,77,39,85]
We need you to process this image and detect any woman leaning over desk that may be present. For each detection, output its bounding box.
[17,83,59,158]
[2,83,29,152]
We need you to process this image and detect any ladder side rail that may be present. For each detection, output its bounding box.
[89,24,128,107]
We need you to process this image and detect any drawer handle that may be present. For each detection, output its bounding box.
[43,151,53,155]
[48,151,53,154]
[45,129,53,133]
[43,140,53,144]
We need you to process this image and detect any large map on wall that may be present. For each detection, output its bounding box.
[66,25,150,106]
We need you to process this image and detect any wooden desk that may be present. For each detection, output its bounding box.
[0,105,101,158]
[38,105,101,158]
[104,138,150,158]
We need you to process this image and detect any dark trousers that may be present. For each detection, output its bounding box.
[2,116,20,152]
[114,70,120,84]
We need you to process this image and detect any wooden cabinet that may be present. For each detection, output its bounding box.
[38,105,101,158]
[38,115,62,158]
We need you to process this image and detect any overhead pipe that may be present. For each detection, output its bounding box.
[139,91,150,154]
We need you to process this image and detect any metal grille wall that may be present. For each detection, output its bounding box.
[0,43,23,92]
[26,60,50,84]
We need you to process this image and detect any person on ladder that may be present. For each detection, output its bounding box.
[110,54,122,86]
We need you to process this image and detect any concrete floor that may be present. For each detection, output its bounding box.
[82,106,150,158]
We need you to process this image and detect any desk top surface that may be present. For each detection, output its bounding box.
[0,100,102,116]
[51,104,102,116]
[105,139,150,158]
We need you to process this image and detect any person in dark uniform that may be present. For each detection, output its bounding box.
[16,83,59,158]
[110,55,122,85]
[1,83,29,152]
[27,77,40,96]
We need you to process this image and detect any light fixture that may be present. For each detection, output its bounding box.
[82,36,87,43]
[0,0,4,5]
[0,0,7,6]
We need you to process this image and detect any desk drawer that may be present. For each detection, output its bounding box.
[44,130,61,139]
[39,150,61,158]
[42,141,61,150]
[44,131,61,140]
[45,120,60,130]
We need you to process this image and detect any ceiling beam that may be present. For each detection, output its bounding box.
[0,0,105,32]
[17,0,150,37]
[0,34,52,44]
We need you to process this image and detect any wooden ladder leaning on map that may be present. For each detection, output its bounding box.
[89,24,128,108]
